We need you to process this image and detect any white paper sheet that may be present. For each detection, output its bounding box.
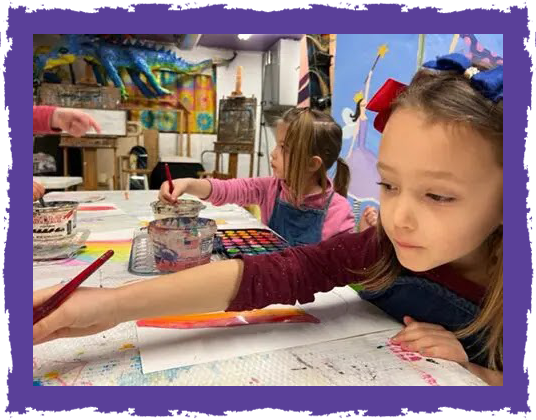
[86,228,135,241]
[76,202,126,218]
[61,109,127,136]
[33,277,65,291]
[137,286,401,374]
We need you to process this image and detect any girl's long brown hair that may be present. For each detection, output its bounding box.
[361,66,503,370]
[281,108,350,205]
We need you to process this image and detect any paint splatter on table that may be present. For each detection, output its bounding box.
[33,324,486,386]
[33,191,487,386]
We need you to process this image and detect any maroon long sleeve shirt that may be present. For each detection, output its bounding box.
[227,227,485,311]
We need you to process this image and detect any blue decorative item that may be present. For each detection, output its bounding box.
[196,113,213,131]
[140,110,155,128]
[34,34,236,99]
[156,110,178,132]
[423,53,503,102]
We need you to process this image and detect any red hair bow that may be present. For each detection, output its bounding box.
[365,79,407,133]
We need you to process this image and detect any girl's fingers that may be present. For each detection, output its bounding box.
[33,306,72,345]
[87,116,101,134]
[420,345,468,363]
[393,329,453,344]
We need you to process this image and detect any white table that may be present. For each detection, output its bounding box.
[32,191,486,386]
[34,176,83,190]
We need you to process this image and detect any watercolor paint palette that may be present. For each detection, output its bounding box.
[213,229,290,258]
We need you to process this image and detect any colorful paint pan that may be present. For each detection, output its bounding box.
[213,229,290,258]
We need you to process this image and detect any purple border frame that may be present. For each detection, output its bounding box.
[8,5,529,416]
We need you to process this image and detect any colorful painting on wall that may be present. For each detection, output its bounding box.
[125,71,216,134]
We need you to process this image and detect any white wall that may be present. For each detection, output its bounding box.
[256,39,301,178]
[33,35,301,183]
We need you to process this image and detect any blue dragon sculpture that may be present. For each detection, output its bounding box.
[34,34,236,99]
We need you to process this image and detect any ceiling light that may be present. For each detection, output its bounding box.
[238,34,252,40]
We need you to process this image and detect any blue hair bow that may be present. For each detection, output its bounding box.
[423,53,503,102]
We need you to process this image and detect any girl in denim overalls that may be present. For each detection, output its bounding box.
[159,108,356,245]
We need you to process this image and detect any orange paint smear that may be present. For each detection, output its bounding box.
[137,309,320,329]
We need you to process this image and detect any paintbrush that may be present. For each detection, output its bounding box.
[33,249,114,325]
[164,163,174,195]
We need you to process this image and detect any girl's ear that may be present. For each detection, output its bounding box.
[309,156,323,173]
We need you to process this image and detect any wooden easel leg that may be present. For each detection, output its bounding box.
[228,153,238,179]
[113,148,118,190]
[83,148,98,190]
[215,152,221,173]
[63,148,69,176]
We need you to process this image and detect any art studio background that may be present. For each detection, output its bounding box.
[33,34,503,226]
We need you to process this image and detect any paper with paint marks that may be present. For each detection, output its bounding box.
[74,239,131,264]
[77,203,126,217]
[137,286,401,374]
[32,320,486,386]
[32,229,132,269]
[75,213,139,235]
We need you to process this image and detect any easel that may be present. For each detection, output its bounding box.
[199,66,256,180]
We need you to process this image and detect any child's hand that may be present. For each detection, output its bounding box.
[391,316,469,364]
[33,285,119,345]
[51,108,101,137]
[358,206,379,232]
[158,179,190,204]
[33,181,45,201]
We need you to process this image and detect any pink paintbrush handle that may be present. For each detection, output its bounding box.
[33,250,114,325]
[165,163,174,194]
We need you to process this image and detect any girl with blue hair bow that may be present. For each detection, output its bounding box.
[34,54,504,385]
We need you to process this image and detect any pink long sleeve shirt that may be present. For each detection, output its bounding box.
[33,105,59,134]
[207,176,355,241]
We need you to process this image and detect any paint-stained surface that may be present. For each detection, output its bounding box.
[33,191,486,386]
